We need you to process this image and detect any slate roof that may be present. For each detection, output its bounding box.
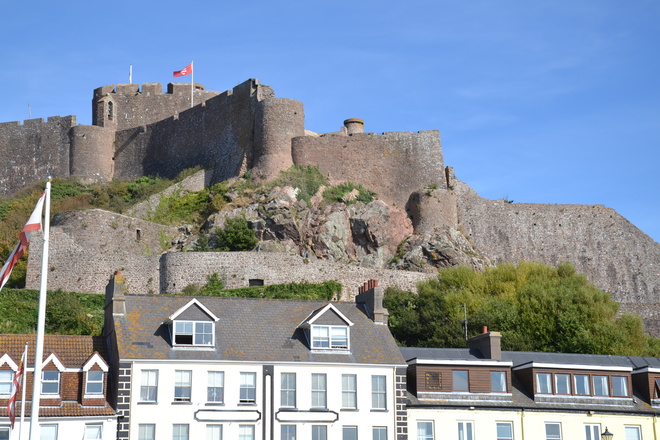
[115,295,405,365]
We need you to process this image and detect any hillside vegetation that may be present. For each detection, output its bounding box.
[385,261,660,356]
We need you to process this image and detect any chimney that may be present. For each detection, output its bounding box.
[104,270,127,316]
[343,118,364,134]
[356,279,389,325]
[466,326,502,360]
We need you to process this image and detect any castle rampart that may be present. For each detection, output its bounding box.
[69,125,115,183]
[291,127,446,208]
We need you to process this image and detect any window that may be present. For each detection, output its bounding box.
[107,101,114,120]
[625,426,642,440]
[41,371,60,394]
[207,425,222,440]
[40,425,58,440]
[342,374,357,409]
[545,423,562,440]
[575,375,590,395]
[140,370,158,402]
[536,372,552,394]
[612,376,628,397]
[240,372,256,403]
[282,425,296,440]
[312,425,327,440]
[86,371,104,395]
[281,373,296,407]
[457,421,474,440]
[173,424,189,440]
[593,376,609,396]
[496,422,513,440]
[343,426,358,440]
[373,427,387,440]
[85,425,102,439]
[175,370,192,402]
[0,426,9,440]
[312,373,327,408]
[491,371,506,392]
[239,425,255,440]
[208,371,224,403]
[585,424,601,440]
[372,375,386,409]
[311,325,349,349]
[0,371,13,395]
[174,320,214,346]
[425,372,441,390]
[555,374,571,395]
[453,370,468,391]
[138,424,155,440]
[417,422,434,440]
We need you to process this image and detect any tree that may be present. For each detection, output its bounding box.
[215,216,258,251]
[384,262,660,356]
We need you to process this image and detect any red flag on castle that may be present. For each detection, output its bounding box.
[0,193,45,290]
[7,345,27,429]
[173,62,193,77]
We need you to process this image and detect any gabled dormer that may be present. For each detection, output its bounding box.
[82,352,109,404]
[164,298,219,347]
[300,304,354,350]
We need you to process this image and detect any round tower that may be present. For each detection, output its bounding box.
[343,118,364,134]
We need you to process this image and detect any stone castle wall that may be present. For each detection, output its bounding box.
[292,130,445,208]
[454,181,660,304]
[0,116,75,195]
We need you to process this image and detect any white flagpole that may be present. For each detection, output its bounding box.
[190,61,194,108]
[28,175,52,440]
[18,343,28,440]
[129,65,133,84]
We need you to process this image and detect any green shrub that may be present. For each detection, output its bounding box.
[268,165,328,204]
[323,182,377,205]
[182,279,341,300]
[215,216,258,251]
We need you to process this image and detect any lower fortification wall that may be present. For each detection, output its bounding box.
[159,252,431,299]
[455,183,660,303]
[292,130,445,208]
[0,116,75,196]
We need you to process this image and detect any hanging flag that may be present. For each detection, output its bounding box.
[173,63,193,77]
[7,346,27,429]
[0,192,45,290]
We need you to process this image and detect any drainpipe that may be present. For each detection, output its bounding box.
[520,408,525,440]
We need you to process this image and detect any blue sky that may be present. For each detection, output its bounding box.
[1,1,658,242]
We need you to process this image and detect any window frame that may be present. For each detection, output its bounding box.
[593,375,609,396]
[40,424,58,440]
[545,422,562,440]
[496,422,513,440]
[172,423,189,440]
[207,371,224,403]
[452,370,469,392]
[85,370,104,395]
[536,372,552,394]
[373,426,387,440]
[281,425,296,440]
[41,370,60,395]
[0,426,9,440]
[575,374,590,395]
[491,371,507,392]
[457,421,474,440]
[343,426,358,440]
[312,425,327,440]
[140,370,158,403]
[612,375,629,397]
[417,421,434,440]
[371,375,387,409]
[0,371,13,395]
[310,324,350,349]
[238,424,255,440]
[311,373,327,408]
[584,423,601,440]
[172,320,214,347]
[239,372,257,404]
[138,424,155,440]
[84,424,103,440]
[206,424,223,440]
[555,373,571,395]
[624,425,642,440]
[281,372,296,408]
[342,374,357,409]
[174,370,192,402]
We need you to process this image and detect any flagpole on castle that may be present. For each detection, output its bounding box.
[28,175,52,440]
[190,61,194,109]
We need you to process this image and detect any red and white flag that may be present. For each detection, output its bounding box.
[0,193,45,290]
[7,346,27,429]
[173,63,193,77]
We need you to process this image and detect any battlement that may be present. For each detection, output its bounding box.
[0,115,76,130]
[93,82,208,98]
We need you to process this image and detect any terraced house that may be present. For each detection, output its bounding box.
[103,275,407,440]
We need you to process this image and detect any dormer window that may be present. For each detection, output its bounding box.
[166,299,219,348]
[174,321,214,346]
[86,371,104,394]
[311,325,349,349]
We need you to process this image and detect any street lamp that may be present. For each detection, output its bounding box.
[601,427,613,440]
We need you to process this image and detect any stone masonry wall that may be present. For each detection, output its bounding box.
[0,116,75,196]
[291,130,446,208]
[455,181,660,304]
[26,209,178,294]
[160,251,432,300]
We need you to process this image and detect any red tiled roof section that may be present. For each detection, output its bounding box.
[0,401,115,418]
[0,334,106,365]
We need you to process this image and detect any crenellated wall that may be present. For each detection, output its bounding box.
[0,116,75,195]
[291,129,446,208]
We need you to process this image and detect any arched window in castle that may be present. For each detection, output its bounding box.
[107,101,114,121]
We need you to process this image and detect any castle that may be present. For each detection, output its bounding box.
[2,78,657,332]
